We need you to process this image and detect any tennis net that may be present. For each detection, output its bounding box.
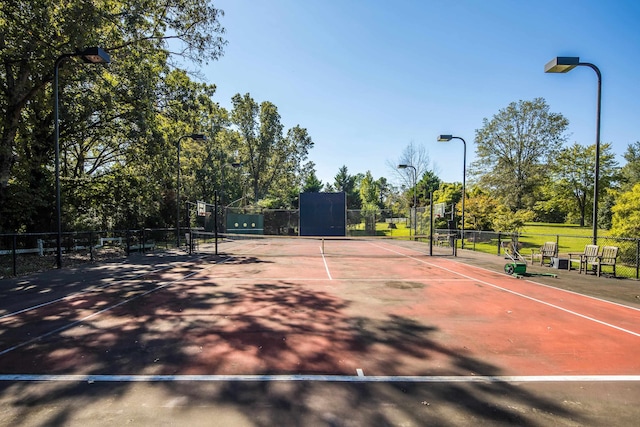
[190,231,435,258]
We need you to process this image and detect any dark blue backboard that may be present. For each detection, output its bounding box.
[299,192,346,236]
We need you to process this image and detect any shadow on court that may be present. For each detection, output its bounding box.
[0,254,621,425]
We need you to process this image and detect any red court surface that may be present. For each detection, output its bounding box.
[1,238,640,426]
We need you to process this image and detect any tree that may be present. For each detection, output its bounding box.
[462,187,499,231]
[389,141,432,195]
[302,170,323,193]
[471,98,568,211]
[491,206,534,234]
[550,142,618,226]
[333,165,360,209]
[359,171,380,207]
[0,0,227,231]
[432,182,461,229]
[610,183,640,238]
[359,171,381,232]
[416,170,441,205]
[230,93,313,204]
[376,176,393,207]
[619,141,640,190]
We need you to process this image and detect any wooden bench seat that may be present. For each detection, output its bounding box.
[587,245,619,277]
[567,244,599,273]
[530,241,558,266]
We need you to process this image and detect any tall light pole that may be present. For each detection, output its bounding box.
[176,133,206,248]
[437,135,467,249]
[545,56,601,245]
[54,47,111,269]
[398,164,417,239]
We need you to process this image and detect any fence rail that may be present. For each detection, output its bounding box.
[3,224,640,280]
[460,230,640,280]
[0,229,176,278]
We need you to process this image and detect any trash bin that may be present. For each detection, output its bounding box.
[551,257,569,269]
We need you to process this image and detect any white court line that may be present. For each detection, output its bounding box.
[194,277,460,282]
[321,246,333,281]
[371,242,640,338]
[0,257,230,357]
[0,257,207,321]
[428,252,640,314]
[1,373,639,383]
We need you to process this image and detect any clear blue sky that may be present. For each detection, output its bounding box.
[203,0,640,187]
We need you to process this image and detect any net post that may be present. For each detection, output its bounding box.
[429,192,433,256]
[321,237,325,254]
[214,190,218,255]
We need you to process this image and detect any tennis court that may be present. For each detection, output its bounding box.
[1,235,639,426]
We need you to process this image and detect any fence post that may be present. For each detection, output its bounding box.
[12,234,17,276]
[497,232,502,255]
[126,230,131,255]
[428,192,433,256]
[636,239,639,280]
[89,231,94,261]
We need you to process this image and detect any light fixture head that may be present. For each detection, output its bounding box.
[190,133,206,140]
[544,56,579,73]
[80,47,111,64]
[437,135,453,142]
[397,164,408,169]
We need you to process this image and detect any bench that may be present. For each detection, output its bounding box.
[530,241,558,266]
[129,241,156,252]
[434,233,451,247]
[99,237,122,247]
[568,244,599,273]
[587,245,619,277]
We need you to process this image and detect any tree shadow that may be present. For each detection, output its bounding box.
[0,255,588,426]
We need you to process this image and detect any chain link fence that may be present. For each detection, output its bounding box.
[461,230,640,279]
[0,229,176,278]
[4,208,640,279]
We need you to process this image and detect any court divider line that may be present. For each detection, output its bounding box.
[320,244,333,281]
[371,242,640,338]
[0,256,231,357]
[1,373,639,383]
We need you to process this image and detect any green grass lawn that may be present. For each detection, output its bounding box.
[463,223,602,256]
[521,222,597,237]
[348,221,602,246]
[348,221,411,237]
[347,220,637,278]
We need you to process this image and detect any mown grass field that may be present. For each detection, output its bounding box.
[349,220,639,278]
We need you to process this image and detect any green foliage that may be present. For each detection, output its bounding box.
[0,0,227,232]
[461,187,498,231]
[532,198,568,223]
[333,165,361,209]
[416,170,441,205]
[359,171,380,206]
[302,170,323,193]
[598,189,616,231]
[619,141,640,190]
[472,98,568,211]
[433,182,461,206]
[491,206,534,234]
[610,183,640,238]
[230,93,313,206]
[550,142,618,226]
